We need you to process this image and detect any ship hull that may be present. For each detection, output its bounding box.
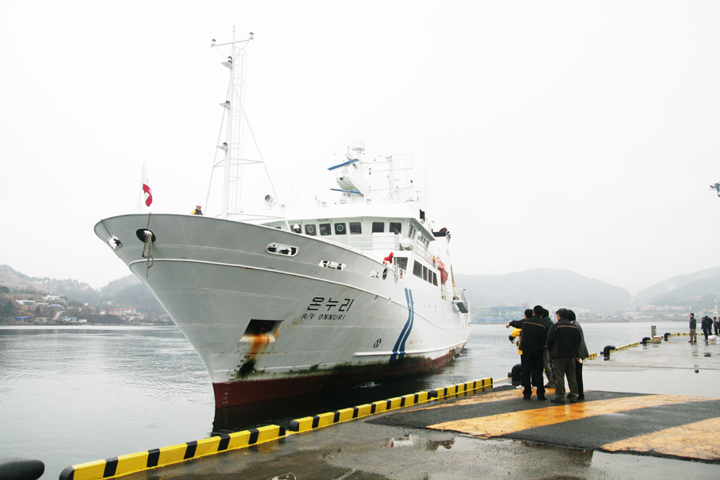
[213,346,462,406]
[95,214,470,407]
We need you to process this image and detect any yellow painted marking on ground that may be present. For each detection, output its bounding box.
[428,395,714,439]
[602,417,720,461]
[418,388,552,411]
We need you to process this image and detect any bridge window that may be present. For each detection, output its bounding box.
[413,261,423,278]
[319,223,332,236]
[390,222,402,234]
[304,224,317,236]
[334,223,347,235]
[349,222,362,234]
[372,222,384,233]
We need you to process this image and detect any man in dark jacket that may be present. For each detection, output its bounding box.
[547,308,581,404]
[702,316,711,342]
[540,308,555,389]
[518,305,549,401]
[689,313,697,344]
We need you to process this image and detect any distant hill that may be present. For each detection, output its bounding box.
[0,265,164,316]
[0,265,98,302]
[634,266,720,308]
[455,268,632,311]
[642,273,720,311]
[6,262,720,318]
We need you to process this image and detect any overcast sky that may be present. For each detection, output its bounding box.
[1,1,719,296]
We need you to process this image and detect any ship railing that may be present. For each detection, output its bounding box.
[348,236,373,250]
[349,233,402,253]
[393,266,407,285]
[371,233,399,252]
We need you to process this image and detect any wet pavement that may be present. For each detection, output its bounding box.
[68,336,720,480]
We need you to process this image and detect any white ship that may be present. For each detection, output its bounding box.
[94,32,470,407]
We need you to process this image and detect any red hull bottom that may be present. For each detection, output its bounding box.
[212,347,463,407]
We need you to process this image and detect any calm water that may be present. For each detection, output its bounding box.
[0,322,682,479]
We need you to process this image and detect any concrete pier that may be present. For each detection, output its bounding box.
[62,335,720,480]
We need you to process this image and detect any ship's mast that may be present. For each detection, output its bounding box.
[208,29,288,228]
[211,28,253,218]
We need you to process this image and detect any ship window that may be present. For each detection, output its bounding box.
[413,261,423,278]
[390,222,402,234]
[394,257,408,271]
[372,222,384,233]
[423,266,428,282]
[349,222,362,234]
[305,224,317,236]
[319,223,332,235]
[334,223,347,235]
[408,225,415,240]
[432,271,438,286]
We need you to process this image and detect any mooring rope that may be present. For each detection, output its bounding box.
[141,214,154,276]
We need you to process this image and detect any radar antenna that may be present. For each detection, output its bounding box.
[710,183,720,197]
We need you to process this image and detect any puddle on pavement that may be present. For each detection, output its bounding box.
[383,434,455,451]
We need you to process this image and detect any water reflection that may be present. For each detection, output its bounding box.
[381,434,454,451]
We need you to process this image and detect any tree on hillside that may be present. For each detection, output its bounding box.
[113,283,165,316]
[1,300,16,317]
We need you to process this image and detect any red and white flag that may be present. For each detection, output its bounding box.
[141,163,153,207]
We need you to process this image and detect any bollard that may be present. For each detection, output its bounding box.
[0,458,45,480]
[641,337,651,345]
[510,364,522,385]
[664,332,671,341]
[603,345,615,360]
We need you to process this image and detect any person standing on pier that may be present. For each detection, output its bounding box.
[714,317,719,336]
[547,308,581,404]
[569,309,588,401]
[689,313,697,344]
[505,308,533,330]
[518,307,549,401]
[702,316,711,342]
[541,308,556,390]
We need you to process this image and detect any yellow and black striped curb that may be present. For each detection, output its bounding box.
[612,342,640,353]
[595,332,695,360]
[59,424,284,480]
[60,377,492,480]
[288,377,493,433]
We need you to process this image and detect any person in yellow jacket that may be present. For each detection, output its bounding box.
[510,327,522,355]
[191,205,203,215]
